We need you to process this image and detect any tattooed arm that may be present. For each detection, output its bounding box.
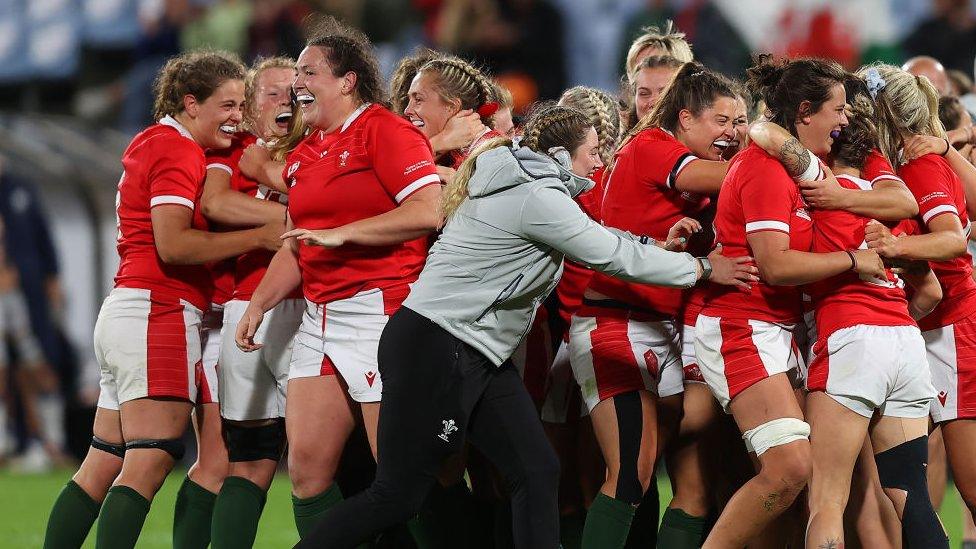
[749,121,916,220]
[748,121,813,178]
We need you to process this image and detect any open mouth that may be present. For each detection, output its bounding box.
[219,124,237,135]
[296,93,315,106]
[713,139,731,152]
[408,117,425,128]
[275,111,292,128]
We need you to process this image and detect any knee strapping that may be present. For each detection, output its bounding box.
[741,417,810,456]
[875,436,948,548]
[612,392,644,505]
[224,419,286,462]
[92,436,126,459]
[125,438,185,461]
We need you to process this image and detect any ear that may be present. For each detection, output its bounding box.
[183,94,200,117]
[678,108,694,131]
[446,97,462,116]
[796,100,813,126]
[341,72,358,96]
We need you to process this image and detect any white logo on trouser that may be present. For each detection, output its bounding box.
[438,419,458,442]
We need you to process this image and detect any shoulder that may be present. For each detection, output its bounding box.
[129,125,204,166]
[900,153,950,177]
[728,144,789,183]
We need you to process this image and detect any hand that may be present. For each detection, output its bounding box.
[258,219,287,251]
[705,244,760,291]
[235,304,266,352]
[864,220,900,258]
[437,165,457,185]
[798,165,849,210]
[664,217,701,251]
[851,248,886,279]
[239,143,273,180]
[432,109,487,154]
[281,227,346,248]
[903,134,949,161]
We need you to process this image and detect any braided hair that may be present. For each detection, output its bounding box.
[832,76,880,170]
[418,55,498,126]
[559,86,620,164]
[441,104,591,218]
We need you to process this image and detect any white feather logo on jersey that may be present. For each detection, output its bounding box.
[287,162,300,177]
[438,419,458,442]
[339,150,350,167]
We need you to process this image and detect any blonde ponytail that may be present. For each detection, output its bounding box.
[441,137,512,219]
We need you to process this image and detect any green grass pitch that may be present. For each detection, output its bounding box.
[0,469,966,547]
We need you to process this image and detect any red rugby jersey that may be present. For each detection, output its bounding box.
[206,133,300,302]
[862,148,902,186]
[114,116,212,310]
[587,128,708,315]
[899,153,976,331]
[702,143,813,323]
[807,174,914,339]
[284,104,440,304]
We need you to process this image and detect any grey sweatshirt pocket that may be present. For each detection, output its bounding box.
[474,273,524,322]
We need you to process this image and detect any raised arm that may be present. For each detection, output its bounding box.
[200,166,287,227]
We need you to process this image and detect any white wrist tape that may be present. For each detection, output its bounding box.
[795,150,823,182]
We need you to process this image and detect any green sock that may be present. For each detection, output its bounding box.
[44,480,101,549]
[657,507,707,548]
[211,476,267,549]
[95,486,151,549]
[582,493,636,549]
[173,476,217,549]
[292,483,343,539]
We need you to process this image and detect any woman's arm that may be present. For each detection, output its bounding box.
[238,144,288,193]
[903,270,942,320]
[750,122,917,220]
[429,110,486,156]
[282,185,442,248]
[200,167,287,227]
[518,186,758,290]
[865,214,968,261]
[747,230,885,286]
[151,205,284,264]
[672,160,730,195]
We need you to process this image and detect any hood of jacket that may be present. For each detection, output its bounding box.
[466,144,595,199]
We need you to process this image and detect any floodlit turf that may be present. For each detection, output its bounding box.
[0,469,966,547]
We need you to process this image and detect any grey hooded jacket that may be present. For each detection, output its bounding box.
[403,144,700,366]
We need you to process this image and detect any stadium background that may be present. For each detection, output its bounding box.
[0,0,974,546]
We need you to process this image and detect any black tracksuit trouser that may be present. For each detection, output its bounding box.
[296,306,560,548]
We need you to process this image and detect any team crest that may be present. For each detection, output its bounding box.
[287,162,300,177]
[339,150,350,167]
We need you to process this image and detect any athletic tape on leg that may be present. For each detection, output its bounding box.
[741,417,810,456]
[125,438,186,461]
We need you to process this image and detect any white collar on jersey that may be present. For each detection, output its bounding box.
[340,103,372,132]
[158,115,194,140]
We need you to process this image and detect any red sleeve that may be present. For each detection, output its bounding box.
[862,149,902,185]
[370,116,439,203]
[205,136,247,175]
[149,138,205,210]
[901,156,959,227]
[637,131,697,190]
[740,157,795,234]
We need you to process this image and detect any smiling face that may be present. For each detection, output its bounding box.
[404,71,461,138]
[184,78,245,149]
[293,46,355,131]
[570,127,604,178]
[634,65,678,120]
[675,95,737,160]
[251,67,297,140]
[796,82,848,156]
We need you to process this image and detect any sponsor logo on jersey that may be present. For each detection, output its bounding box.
[438,419,458,442]
[795,207,811,221]
[938,391,948,406]
[364,371,377,387]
